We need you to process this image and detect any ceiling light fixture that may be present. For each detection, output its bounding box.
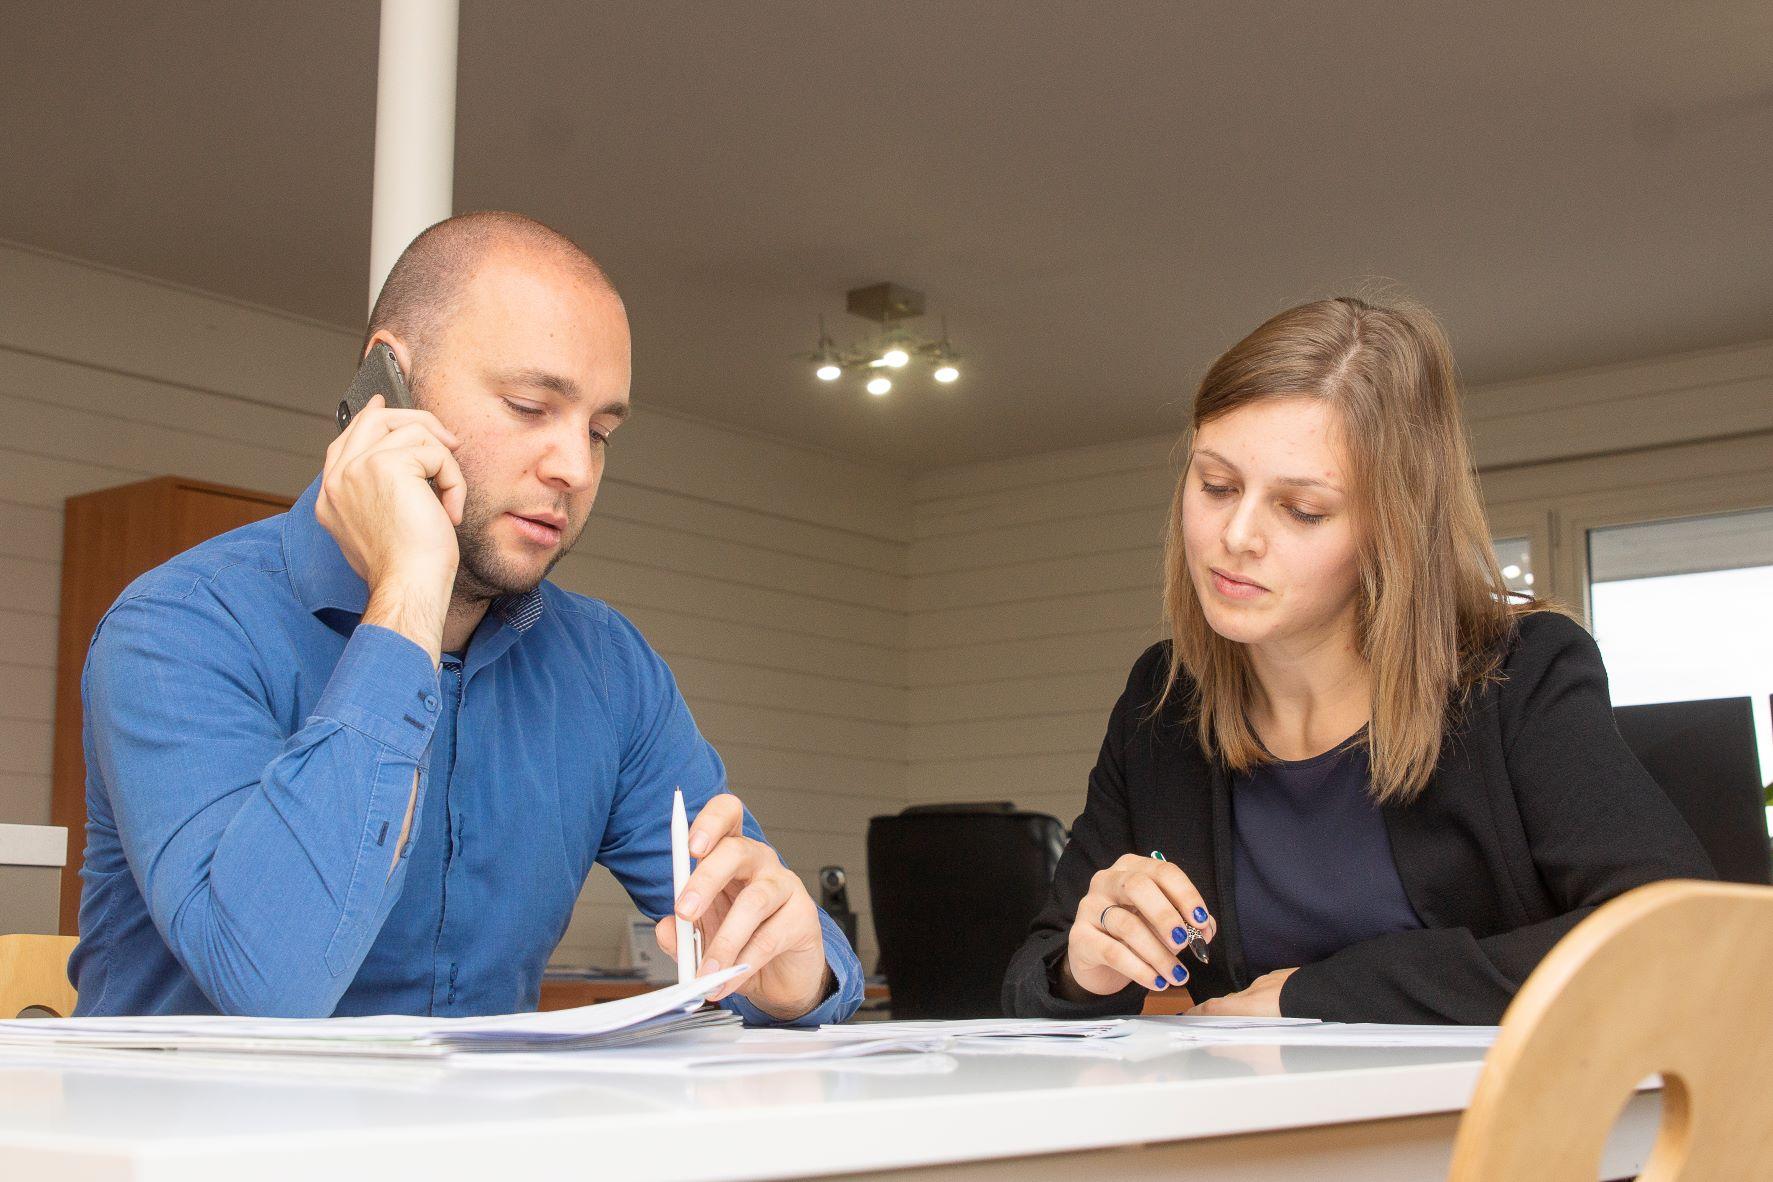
[811,316,843,381]
[799,283,963,397]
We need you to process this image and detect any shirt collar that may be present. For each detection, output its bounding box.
[283,475,546,636]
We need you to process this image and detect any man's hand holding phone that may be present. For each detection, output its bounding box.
[316,393,466,666]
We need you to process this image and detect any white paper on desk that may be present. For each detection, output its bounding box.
[465,1017,1154,1074]
[1169,1020,1498,1049]
[946,1020,1183,1061]
[0,965,751,1059]
[1169,1015,1322,1029]
[454,1028,962,1076]
[817,1018,1132,1044]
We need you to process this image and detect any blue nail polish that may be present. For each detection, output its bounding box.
[1193,906,1209,924]
[1154,976,1167,990]
[1171,926,1187,945]
[1171,965,1188,983]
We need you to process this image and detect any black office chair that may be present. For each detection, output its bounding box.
[1614,696,1772,885]
[867,803,1067,1019]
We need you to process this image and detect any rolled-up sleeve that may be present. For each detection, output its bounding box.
[87,590,440,1017]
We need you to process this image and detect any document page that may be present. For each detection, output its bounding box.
[0,966,751,1059]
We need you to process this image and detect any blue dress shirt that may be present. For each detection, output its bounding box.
[69,476,863,1024]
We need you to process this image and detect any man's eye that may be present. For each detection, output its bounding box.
[504,399,544,417]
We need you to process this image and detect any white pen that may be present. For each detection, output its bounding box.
[670,787,700,984]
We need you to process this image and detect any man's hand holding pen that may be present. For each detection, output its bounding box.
[656,792,834,1022]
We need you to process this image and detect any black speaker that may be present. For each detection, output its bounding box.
[817,865,860,952]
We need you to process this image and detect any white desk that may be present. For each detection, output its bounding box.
[0,1033,1658,1181]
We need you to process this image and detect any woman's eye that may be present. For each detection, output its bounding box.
[1286,505,1327,525]
[1200,482,1235,498]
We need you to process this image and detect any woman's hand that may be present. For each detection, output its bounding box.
[1059,853,1217,1000]
[1188,967,1297,1018]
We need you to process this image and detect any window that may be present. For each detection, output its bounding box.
[1490,535,1535,598]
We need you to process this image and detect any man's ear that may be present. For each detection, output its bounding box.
[364,330,415,384]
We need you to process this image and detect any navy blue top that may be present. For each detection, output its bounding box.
[69,475,863,1023]
[1231,734,1423,977]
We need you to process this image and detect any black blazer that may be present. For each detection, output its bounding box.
[1002,611,1715,1024]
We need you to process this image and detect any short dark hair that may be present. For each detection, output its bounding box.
[362,210,616,375]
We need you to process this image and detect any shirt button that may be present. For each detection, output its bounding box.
[423,694,439,712]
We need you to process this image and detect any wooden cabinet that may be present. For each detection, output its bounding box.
[49,477,292,934]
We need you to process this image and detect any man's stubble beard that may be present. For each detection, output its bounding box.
[406,384,587,605]
[450,478,588,604]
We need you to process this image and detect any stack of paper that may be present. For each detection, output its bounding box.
[0,966,750,1061]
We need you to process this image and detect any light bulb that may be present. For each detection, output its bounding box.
[1501,564,1521,580]
[881,348,910,368]
[1523,572,1535,587]
[866,376,892,396]
[933,365,959,383]
[816,364,842,382]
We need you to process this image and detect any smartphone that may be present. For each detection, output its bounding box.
[335,342,415,434]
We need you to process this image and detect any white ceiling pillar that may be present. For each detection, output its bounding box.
[368,0,460,314]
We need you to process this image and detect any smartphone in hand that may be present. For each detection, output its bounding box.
[335,342,415,434]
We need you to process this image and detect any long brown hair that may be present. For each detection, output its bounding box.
[1159,296,1527,803]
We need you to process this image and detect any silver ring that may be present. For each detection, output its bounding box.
[1099,903,1127,928]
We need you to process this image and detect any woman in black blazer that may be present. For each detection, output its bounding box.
[1002,297,1713,1024]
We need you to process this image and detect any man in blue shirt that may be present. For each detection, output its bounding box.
[69,211,863,1025]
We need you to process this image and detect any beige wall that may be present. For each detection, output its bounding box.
[0,240,910,967]
[905,437,1175,823]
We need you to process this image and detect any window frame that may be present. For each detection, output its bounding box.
[1482,434,1773,628]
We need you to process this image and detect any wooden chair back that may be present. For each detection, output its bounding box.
[1449,879,1773,1180]
[0,934,79,1019]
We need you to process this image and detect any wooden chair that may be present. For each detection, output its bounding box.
[0,934,79,1019]
[1449,880,1773,1181]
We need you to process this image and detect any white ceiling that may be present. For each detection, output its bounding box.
[3,2,1770,470]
